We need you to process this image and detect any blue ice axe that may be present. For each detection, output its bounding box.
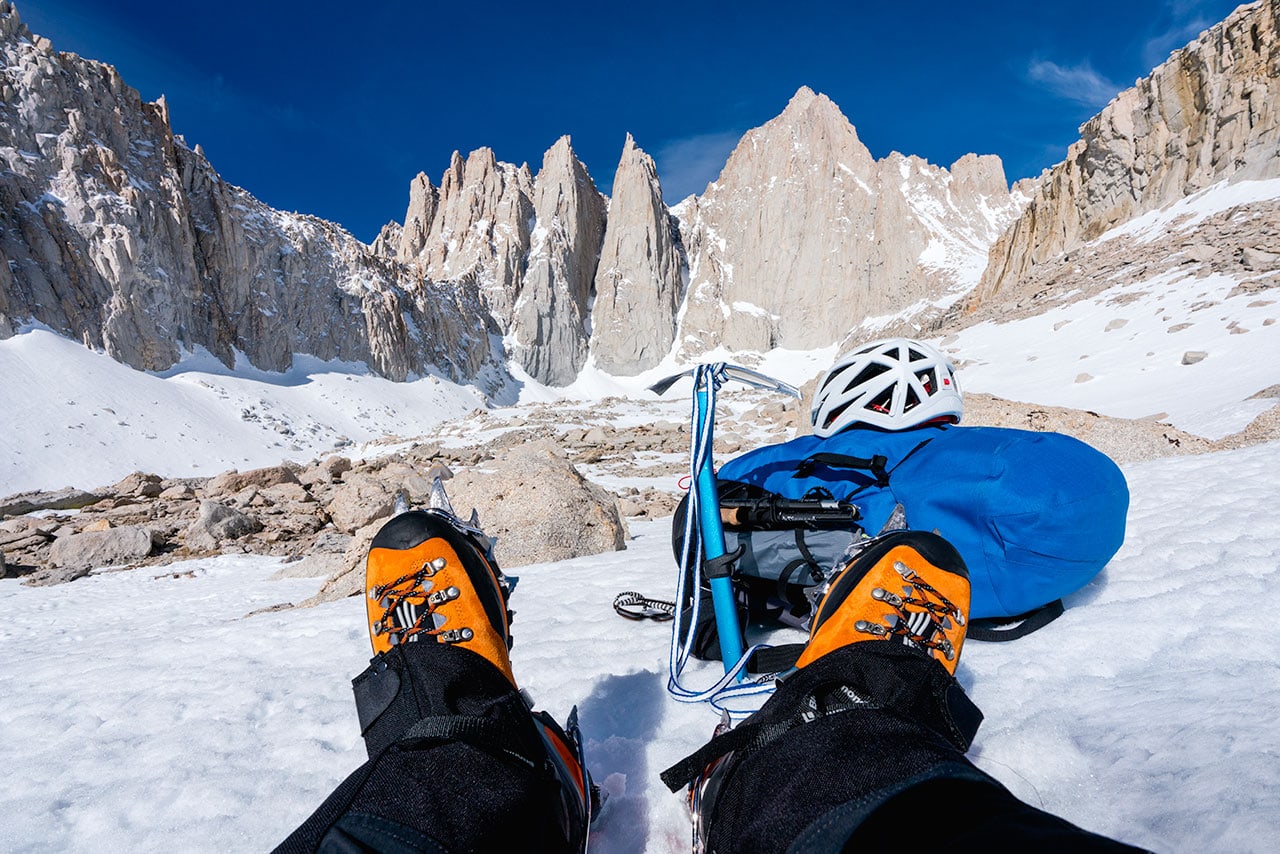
[650,363,800,678]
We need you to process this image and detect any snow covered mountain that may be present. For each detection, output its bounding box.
[0,3,496,384]
[674,87,1029,360]
[388,88,1031,380]
[0,0,1036,389]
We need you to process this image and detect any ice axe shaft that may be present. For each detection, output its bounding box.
[694,380,744,671]
[652,363,799,680]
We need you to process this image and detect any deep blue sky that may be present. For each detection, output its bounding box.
[20,0,1244,243]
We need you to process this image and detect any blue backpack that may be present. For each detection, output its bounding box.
[702,423,1128,641]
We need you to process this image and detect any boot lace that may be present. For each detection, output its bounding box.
[855,559,966,662]
[369,557,474,646]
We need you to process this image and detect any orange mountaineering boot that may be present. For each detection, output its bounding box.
[360,507,602,849]
[795,530,970,673]
[364,508,515,684]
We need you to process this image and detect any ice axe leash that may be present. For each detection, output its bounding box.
[651,363,801,715]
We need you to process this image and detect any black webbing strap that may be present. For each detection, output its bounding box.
[746,643,805,674]
[774,528,824,606]
[660,716,798,792]
[967,599,1065,642]
[793,453,890,486]
[792,437,940,497]
[398,715,540,769]
[704,543,746,579]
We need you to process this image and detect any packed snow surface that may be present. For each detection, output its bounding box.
[2,442,1278,852]
[0,328,488,495]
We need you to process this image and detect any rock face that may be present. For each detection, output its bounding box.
[406,149,536,330]
[589,134,684,375]
[974,0,1280,305]
[675,88,1027,356]
[509,137,608,385]
[0,0,1056,391]
[0,2,495,382]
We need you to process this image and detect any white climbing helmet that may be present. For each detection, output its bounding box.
[810,338,963,436]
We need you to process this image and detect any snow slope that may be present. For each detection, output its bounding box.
[949,178,1280,440]
[2,443,1278,852]
[0,328,489,495]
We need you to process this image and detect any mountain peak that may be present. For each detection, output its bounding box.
[786,85,818,109]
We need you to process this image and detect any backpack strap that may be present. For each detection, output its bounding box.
[791,437,938,494]
[966,600,1065,642]
[793,453,890,486]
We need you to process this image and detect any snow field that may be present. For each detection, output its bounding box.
[950,267,1280,439]
[0,328,488,495]
[2,441,1278,852]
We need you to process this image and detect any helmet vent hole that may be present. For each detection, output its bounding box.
[916,368,937,394]
[907,347,927,362]
[866,388,894,414]
[844,363,890,393]
[904,386,921,412]
[823,399,854,430]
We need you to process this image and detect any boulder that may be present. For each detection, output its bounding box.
[205,465,300,497]
[0,487,103,517]
[326,474,397,534]
[185,501,263,552]
[301,519,386,605]
[445,440,625,567]
[271,552,347,580]
[112,472,163,498]
[1242,246,1280,271]
[324,456,353,479]
[158,484,195,500]
[47,525,153,570]
[298,456,353,488]
[260,482,313,505]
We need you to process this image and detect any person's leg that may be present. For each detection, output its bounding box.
[664,531,1142,853]
[275,510,592,854]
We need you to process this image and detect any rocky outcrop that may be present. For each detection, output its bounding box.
[589,134,684,375]
[675,87,1026,357]
[509,137,608,385]
[0,2,496,383]
[397,172,439,261]
[183,501,262,552]
[405,149,535,330]
[974,0,1280,305]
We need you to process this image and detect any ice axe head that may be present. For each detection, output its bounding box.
[648,362,801,399]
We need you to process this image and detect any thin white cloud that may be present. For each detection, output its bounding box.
[653,131,743,203]
[1141,0,1231,69]
[1027,59,1122,108]
[1141,17,1214,68]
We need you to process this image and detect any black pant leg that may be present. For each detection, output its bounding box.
[848,777,1145,852]
[274,643,575,854]
[700,644,1141,853]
